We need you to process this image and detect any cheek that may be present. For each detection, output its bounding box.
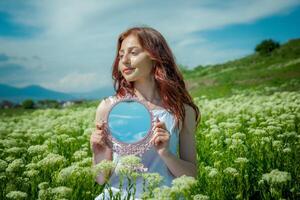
[132,56,153,73]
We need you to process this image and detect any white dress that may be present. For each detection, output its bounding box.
[95,96,180,200]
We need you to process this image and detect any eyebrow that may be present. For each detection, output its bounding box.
[119,46,140,53]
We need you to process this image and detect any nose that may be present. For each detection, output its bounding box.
[121,53,130,65]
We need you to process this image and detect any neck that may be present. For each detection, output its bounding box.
[133,76,160,103]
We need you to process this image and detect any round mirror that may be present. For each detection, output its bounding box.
[106,97,155,156]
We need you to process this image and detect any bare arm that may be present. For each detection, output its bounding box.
[91,98,113,184]
[160,104,198,178]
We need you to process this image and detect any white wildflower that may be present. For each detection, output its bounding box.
[234,157,249,164]
[223,167,239,177]
[6,159,24,173]
[6,191,28,199]
[231,132,246,140]
[27,144,48,156]
[0,159,8,171]
[152,186,172,199]
[93,160,115,178]
[171,175,197,193]
[25,163,38,170]
[23,169,39,178]
[115,155,146,176]
[208,168,218,178]
[272,140,282,149]
[210,128,220,135]
[252,129,267,136]
[261,137,271,144]
[5,147,25,156]
[142,172,163,188]
[76,157,92,167]
[193,194,210,200]
[261,169,291,185]
[283,147,291,153]
[72,150,88,161]
[51,186,72,198]
[204,166,212,172]
[37,153,66,169]
[57,165,80,183]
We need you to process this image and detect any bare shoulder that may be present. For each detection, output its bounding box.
[180,103,197,134]
[95,97,113,124]
[184,103,194,113]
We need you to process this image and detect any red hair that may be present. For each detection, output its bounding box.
[111,26,200,129]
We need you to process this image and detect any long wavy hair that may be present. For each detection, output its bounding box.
[111,26,200,130]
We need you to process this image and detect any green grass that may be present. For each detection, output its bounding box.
[0,108,35,117]
[182,38,300,99]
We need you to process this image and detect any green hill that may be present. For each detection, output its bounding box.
[182,38,300,99]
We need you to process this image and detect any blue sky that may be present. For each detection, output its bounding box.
[0,0,299,93]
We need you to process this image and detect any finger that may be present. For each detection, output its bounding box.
[96,120,106,126]
[153,118,160,126]
[94,130,107,136]
[96,120,107,129]
[154,122,167,130]
[152,129,169,137]
[154,135,169,146]
[93,133,109,143]
[150,132,169,144]
[91,135,104,144]
[153,127,169,134]
[96,124,105,130]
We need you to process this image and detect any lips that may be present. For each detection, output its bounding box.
[123,67,135,74]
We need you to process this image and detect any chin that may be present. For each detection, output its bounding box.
[124,76,137,82]
[123,73,140,82]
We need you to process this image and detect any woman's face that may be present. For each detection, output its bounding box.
[118,34,153,82]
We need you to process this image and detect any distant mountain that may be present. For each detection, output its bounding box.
[0,84,115,103]
[70,86,115,100]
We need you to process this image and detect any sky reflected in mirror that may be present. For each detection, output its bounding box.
[108,100,152,144]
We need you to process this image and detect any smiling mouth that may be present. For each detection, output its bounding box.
[123,68,135,74]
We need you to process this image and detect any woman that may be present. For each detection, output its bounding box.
[90,26,200,199]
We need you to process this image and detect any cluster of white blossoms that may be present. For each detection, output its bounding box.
[38,184,72,200]
[27,144,48,156]
[37,153,66,169]
[193,194,210,200]
[148,175,197,199]
[223,167,239,177]
[234,157,249,164]
[171,175,197,193]
[261,169,291,185]
[6,190,28,199]
[6,159,24,173]
[141,172,163,189]
[93,159,116,181]
[208,168,218,178]
[115,155,148,177]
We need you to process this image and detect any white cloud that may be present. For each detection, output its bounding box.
[0,0,299,92]
[42,71,110,93]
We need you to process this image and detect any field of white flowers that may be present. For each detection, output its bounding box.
[0,91,299,199]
